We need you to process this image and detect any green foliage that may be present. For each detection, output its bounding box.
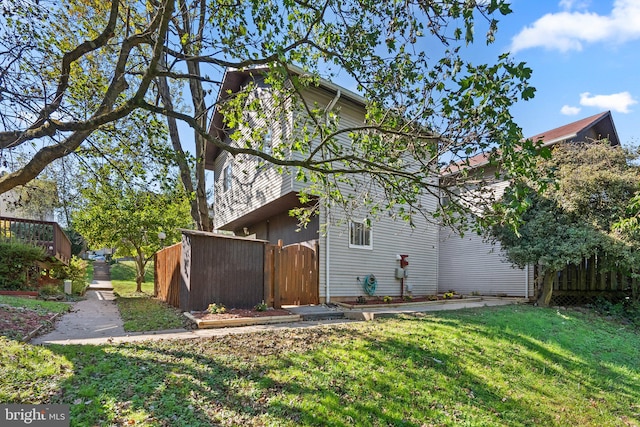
[254,301,267,312]
[73,167,192,292]
[51,256,88,295]
[207,303,227,314]
[0,241,46,290]
[493,141,640,301]
[110,261,154,284]
[382,295,392,303]
[0,0,545,237]
[591,296,640,327]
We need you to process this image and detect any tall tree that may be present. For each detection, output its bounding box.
[493,141,640,305]
[0,0,540,232]
[73,169,192,292]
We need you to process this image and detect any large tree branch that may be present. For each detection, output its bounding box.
[0,0,175,193]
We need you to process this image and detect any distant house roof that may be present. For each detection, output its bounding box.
[443,111,620,174]
[527,111,619,146]
[205,65,366,170]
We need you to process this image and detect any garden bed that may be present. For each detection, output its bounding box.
[184,308,301,329]
[337,294,469,309]
[0,306,61,341]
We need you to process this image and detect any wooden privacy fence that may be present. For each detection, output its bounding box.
[154,243,181,308]
[154,232,320,310]
[266,240,319,308]
[552,253,636,304]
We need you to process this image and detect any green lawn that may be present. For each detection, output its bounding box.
[2,305,639,426]
[0,295,71,314]
[110,261,185,332]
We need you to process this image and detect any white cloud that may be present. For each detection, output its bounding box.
[559,0,590,11]
[561,105,581,115]
[510,0,640,53]
[579,91,637,113]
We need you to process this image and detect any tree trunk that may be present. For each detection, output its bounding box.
[135,249,146,293]
[538,270,556,306]
[156,70,202,229]
[178,0,212,232]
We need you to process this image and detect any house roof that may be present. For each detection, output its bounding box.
[527,111,619,146]
[205,65,366,170]
[443,111,619,174]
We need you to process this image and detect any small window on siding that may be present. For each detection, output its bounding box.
[223,164,232,192]
[264,129,272,155]
[349,221,372,249]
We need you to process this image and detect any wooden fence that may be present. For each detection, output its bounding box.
[154,243,181,308]
[552,253,635,303]
[266,240,319,308]
[154,232,320,310]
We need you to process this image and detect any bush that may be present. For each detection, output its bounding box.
[591,296,640,327]
[0,241,46,290]
[51,256,88,295]
[207,303,226,314]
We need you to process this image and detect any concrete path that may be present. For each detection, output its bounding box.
[32,261,123,344]
[31,290,126,344]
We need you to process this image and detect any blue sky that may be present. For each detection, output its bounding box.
[488,0,640,146]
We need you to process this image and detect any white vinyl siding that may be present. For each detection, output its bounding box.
[212,78,296,230]
[438,226,534,297]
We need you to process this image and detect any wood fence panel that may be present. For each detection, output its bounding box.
[553,251,633,299]
[268,240,319,307]
[154,243,181,308]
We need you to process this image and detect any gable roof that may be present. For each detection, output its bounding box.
[443,111,620,174]
[205,65,366,170]
[527,111,619,146]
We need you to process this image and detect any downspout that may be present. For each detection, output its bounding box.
[525,264,530,299]
[325,209,331,303]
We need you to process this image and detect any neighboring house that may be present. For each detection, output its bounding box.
[0,174,70,265]
[438,111,620,298]
[206,67,440,302]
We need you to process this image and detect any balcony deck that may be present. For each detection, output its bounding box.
[0,216,71,265]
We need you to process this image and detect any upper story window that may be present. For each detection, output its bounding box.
[349,221,372,249]
[264,129,272,155]
[223,164,232,192]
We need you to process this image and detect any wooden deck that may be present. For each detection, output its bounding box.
[0,216,71,264]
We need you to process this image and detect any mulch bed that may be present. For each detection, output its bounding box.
[191,308,293,321]
[0,306,58,341]
[343,295,463,306]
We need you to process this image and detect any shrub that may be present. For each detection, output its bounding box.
[207,303,226,314]
[383,296,393,303]
[0,241,46,290]
[51,256,88,295]
[254,301,268,312]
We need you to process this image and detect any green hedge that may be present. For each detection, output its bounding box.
[0,241,46,290]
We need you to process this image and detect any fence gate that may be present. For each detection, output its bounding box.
[154,243,181,308]
[266,240,319,308]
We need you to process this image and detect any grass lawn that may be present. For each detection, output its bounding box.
[0,295,71,314]
[110,261,186,332]
[2,304,639,426]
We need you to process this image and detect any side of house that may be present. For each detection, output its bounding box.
[207,67,439,302]
[437,111,620,298]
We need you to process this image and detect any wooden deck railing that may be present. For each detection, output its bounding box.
[0,216,71,264]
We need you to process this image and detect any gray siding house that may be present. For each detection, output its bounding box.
[438,111,620,298]
[206,67,439,302]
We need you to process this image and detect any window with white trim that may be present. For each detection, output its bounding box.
[223,164,232,192]
[264,129,272,155]
[349,221,372,249]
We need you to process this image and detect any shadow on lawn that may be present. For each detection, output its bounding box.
[43,306,640,426]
